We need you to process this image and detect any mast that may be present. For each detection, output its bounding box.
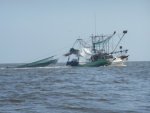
[91,34,96,53]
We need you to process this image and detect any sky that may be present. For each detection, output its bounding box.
[0,0,150,63]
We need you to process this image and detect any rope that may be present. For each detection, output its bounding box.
[22,42,74,63]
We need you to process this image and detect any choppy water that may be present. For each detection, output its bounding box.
[0,62,150,113]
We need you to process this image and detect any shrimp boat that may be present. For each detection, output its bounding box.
[64,30,129,67]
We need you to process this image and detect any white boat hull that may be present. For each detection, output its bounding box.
[111,57,124,66]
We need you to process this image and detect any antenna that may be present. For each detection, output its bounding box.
[95,14,96,36]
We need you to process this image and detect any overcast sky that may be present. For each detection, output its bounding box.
[0,0,150,63]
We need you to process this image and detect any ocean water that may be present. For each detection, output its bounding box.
[0,62,150,113]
